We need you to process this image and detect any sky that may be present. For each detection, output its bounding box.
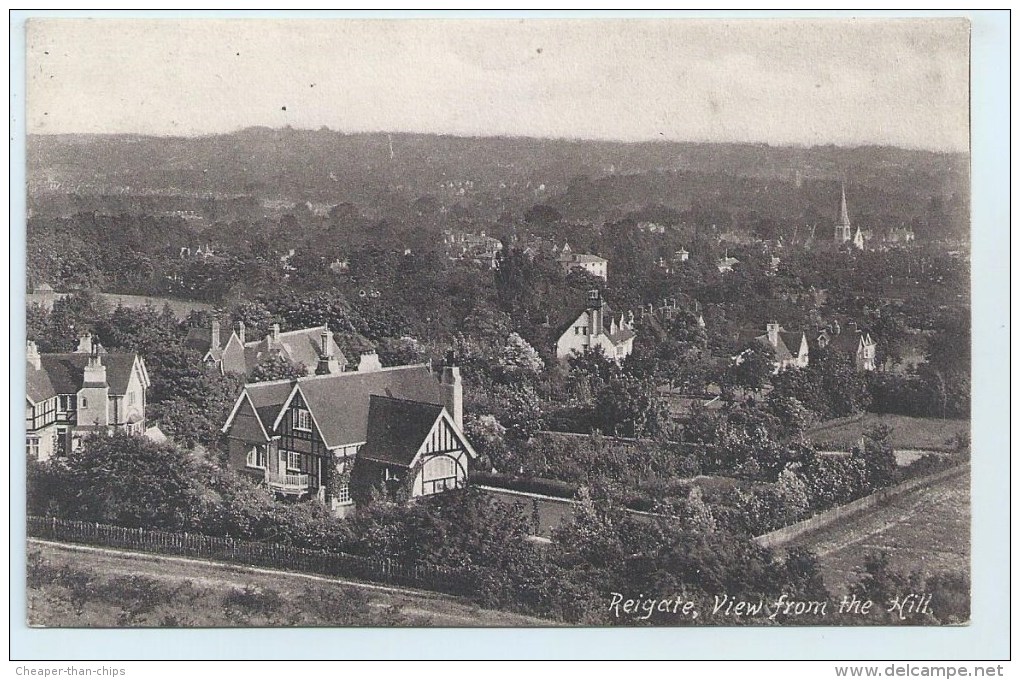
[25,17,970,151]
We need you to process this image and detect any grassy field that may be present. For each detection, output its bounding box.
[26,541,552,628]
[27,291,212,319]
[795,469,970,593]
[806,413,970,453]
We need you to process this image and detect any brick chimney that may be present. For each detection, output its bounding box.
[211,319,221,348]
[357,351,382,373]
[77,340,109,427]
[27,340,41,370]
[587,289,602,337]
[271,323,281,343]
[766,322,780,348]
[315,331,341,375]
[75,333,94,354]
[441,349,463,429]
[236,321,246,344]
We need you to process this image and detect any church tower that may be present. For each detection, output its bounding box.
[834,183,852,243]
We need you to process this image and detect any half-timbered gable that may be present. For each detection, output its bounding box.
[25,339,150,461]
[409,409,475,497]
[356,395,476,499]
[271,389,329,498]
[221,361,476,515]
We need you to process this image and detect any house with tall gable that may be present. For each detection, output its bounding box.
[26,334,150,461]
[556,243,609,280]
[554,289,636,364]
[814,319,878,371]
[220,352,476,516]
[186,320,348,377]
[735,322,810,373]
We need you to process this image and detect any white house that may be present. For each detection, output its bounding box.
[554,290,636,363]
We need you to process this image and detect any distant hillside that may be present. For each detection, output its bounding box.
[27,128,969,238]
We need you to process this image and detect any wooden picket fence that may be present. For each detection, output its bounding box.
[27,516,476,596]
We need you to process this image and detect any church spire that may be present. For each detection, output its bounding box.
[834,182,852,243]
[838,183,851,227]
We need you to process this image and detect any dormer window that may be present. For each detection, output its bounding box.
[293,408,312,431]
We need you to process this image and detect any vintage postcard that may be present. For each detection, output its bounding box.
[22,16,974,634]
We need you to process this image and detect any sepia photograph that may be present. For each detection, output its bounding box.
[20,15,977,636]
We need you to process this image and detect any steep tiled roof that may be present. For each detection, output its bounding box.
[608,327,636,345]
[184,326,230,355]
[243,326,348,374]
[561,253,607,264]
[26,364,57,404]
[234,365,444,450]
[27,353,140,403]
[779,331,804,357]
[826,331,872,354]
[357,396,445,467]
[553,302,633,348]
[754,333,792,361]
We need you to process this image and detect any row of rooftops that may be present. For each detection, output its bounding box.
[743,319,877,363]
[186,321,354,376]
[26,335,146,404]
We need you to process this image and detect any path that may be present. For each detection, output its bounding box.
[27,539,554,627]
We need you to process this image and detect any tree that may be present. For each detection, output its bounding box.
[249,354,307,383]
[593,376,669,438]
[813,346,872,417]
[727,343,775,393]
[149,353,244,449]
[567,347,621,401]
[463,414,507,471]
[375,336,428,367]
[47,291,110,352]
[858,424,898,491]
[489,383,544,444]
[496,332,545,383]
[57,431,209,530]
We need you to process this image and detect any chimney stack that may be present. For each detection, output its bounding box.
[75,333,94,354]
[357,351,382,373]
[27,340,41,370]
[315,331,341,375]
[270,323,281,343]
[236,321,246,344]
[441,350,463,429]
[766,322,780,348]
[78,344,110,427]
[211,319,221,349]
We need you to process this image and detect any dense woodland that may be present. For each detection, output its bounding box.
[26,130,971,624]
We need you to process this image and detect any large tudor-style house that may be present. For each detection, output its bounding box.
[554,289,636,363]
[26,335,150,461]
[187,320,349,377]
[221,353,477,516]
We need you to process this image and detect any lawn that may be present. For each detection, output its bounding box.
[26,541,551,627]
[795,468,970,593]
[805,413,970,453]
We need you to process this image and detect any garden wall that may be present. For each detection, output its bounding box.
[753,463,969,549]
